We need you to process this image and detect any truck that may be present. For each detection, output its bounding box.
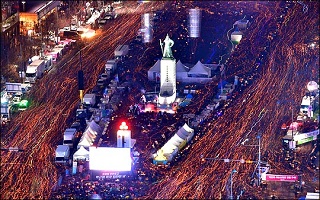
[55,145,70,164]
[59,28,80,40]
[1,104,11,124]
[30,55,53,71]
[114,44,129,58]
[83,93,96,107]
[42,55,53,71]
[21,83,31,95]
[105,59,118,73]
[5,82,22,94]
[12,92,23,105]
[63,128,77,147]
[25,59,45,84]
[300,95,313,116]
[103,4,117,20]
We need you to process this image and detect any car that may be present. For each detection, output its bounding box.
[12,92,23,104]
[18,100,29,111]
[97,78,107,86]
[70,121,85,132]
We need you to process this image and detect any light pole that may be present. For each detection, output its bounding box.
[242,133,262,186]
[277,99,295,148]
[230,169,237,200]
[22,1,26,12]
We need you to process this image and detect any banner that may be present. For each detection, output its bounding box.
[262,174,298,182]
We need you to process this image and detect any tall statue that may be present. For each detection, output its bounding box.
[160,34,174,58]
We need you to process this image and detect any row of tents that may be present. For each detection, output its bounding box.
[148,60,222,82]
[153,123,194,165]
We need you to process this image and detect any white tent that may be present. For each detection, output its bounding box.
[77,137,92,148]
[161,143,179,162]
[188,60,211,77]
[147,59,161,81]
[155,123,195,164]
[176,60,189,80]
[176,123,194,143]
[73,146,89,161]
[162,142,178,154]
[77,121,102,149]
[168,134,185,146]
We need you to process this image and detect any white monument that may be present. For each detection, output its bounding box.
[158,34,176,105]
[117,122,131,148]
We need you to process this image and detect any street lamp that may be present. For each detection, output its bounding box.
[277,99,295,148]
[242,133,262,186]
[22,1,26,12]
[230,169,237,200]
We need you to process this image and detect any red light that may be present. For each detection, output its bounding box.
[119,122,128,130]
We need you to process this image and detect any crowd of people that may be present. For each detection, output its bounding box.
[51,156,163,199]
[52,175,150,199]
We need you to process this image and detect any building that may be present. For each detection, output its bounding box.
[1,1,20,62]
[159,34,177,105]
[19,1,60,37]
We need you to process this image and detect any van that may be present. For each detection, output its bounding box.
[63,128,77,147]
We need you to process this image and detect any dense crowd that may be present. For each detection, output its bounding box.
[51,158,163,199]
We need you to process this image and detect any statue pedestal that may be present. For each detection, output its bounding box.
[159,58,176,105]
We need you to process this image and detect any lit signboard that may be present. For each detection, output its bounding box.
[262,174,298,182]
[89,147,132,171]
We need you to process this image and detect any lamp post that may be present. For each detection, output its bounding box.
[230,169,237,200]
[22,1,26,12]
[277,99,295,148]
[242,133,262,186]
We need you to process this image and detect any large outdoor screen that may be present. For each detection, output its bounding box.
[89,147,132,171]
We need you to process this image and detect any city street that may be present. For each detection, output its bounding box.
[1,1,319,199]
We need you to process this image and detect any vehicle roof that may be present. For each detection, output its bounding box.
[30,59,45,66]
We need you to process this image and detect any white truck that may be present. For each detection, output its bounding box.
[105,59,118,73]
[21,83,31,95]
[5,82,22,94]
[63,128,77,148]
[41,55,53,71]
[114,44,129,58]
[1,104,11,124]
[55,145,70,163]
[83,93,96,107]
[25,59,45,84]
[12,92,23,105]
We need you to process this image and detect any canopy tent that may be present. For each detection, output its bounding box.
[155,123,194,163]
[162,142,179,154]
[77,121,102,149]
[147,59,161,81]
[188,61,211,77]
[168,134,185,147]
[73,146,89,161]
[176,60,189,72]
[176,123,194,143]
[161,144,179,162]
[176,60,189,80]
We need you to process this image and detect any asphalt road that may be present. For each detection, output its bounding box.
[1,1,318,199]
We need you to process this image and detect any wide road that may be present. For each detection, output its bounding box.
[143,1,319,199]
[0,2,166,199]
